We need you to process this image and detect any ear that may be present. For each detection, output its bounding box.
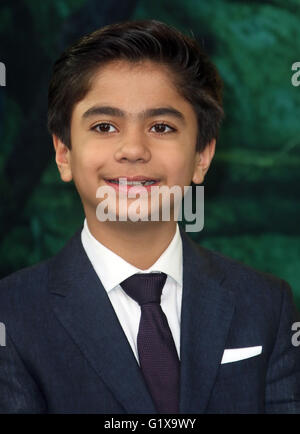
[192,138,216,184]
[52,134,73,182]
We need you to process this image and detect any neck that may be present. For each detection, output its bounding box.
[85,217,177,270]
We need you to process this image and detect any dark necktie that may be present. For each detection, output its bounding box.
[120,272,180,413]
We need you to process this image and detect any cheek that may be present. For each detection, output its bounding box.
[71,145,105,173]
[166,153,195,183]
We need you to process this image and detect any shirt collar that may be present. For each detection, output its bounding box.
[81,219,182,292]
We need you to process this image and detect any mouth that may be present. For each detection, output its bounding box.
[104,176,160,187]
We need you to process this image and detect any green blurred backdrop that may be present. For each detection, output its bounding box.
[0,0,299,307]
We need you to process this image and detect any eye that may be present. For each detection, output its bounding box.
[150,123,176,134]
[91,122,118,133]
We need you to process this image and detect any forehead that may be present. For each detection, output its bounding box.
[89,59,178,96]
[73,59,195,120]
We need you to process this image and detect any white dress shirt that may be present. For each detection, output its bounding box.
[81,219,183,363]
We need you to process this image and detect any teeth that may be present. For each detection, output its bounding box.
[108,180,156,185]
[126,181,144,185]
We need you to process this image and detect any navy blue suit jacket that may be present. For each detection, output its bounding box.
[0,226,299,413]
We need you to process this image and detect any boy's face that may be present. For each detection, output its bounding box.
[53,60,215,223]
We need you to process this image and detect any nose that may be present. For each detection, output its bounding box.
[114,126,151,163]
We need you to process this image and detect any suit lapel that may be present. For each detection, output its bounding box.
[179,228,235,413]
[48,229,156,413]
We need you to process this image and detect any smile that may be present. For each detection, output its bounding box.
[104,177,160,193]
[104,176,160,187]
[108,180,157,186]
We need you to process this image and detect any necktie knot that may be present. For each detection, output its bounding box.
[120,273,167,306]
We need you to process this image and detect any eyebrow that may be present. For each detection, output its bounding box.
[82,105,186,124]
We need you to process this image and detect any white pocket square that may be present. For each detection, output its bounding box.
[221,346,262,364]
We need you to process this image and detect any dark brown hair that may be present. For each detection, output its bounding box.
[47,19,224,151]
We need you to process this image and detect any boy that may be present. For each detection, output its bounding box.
[0,20,299,414]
